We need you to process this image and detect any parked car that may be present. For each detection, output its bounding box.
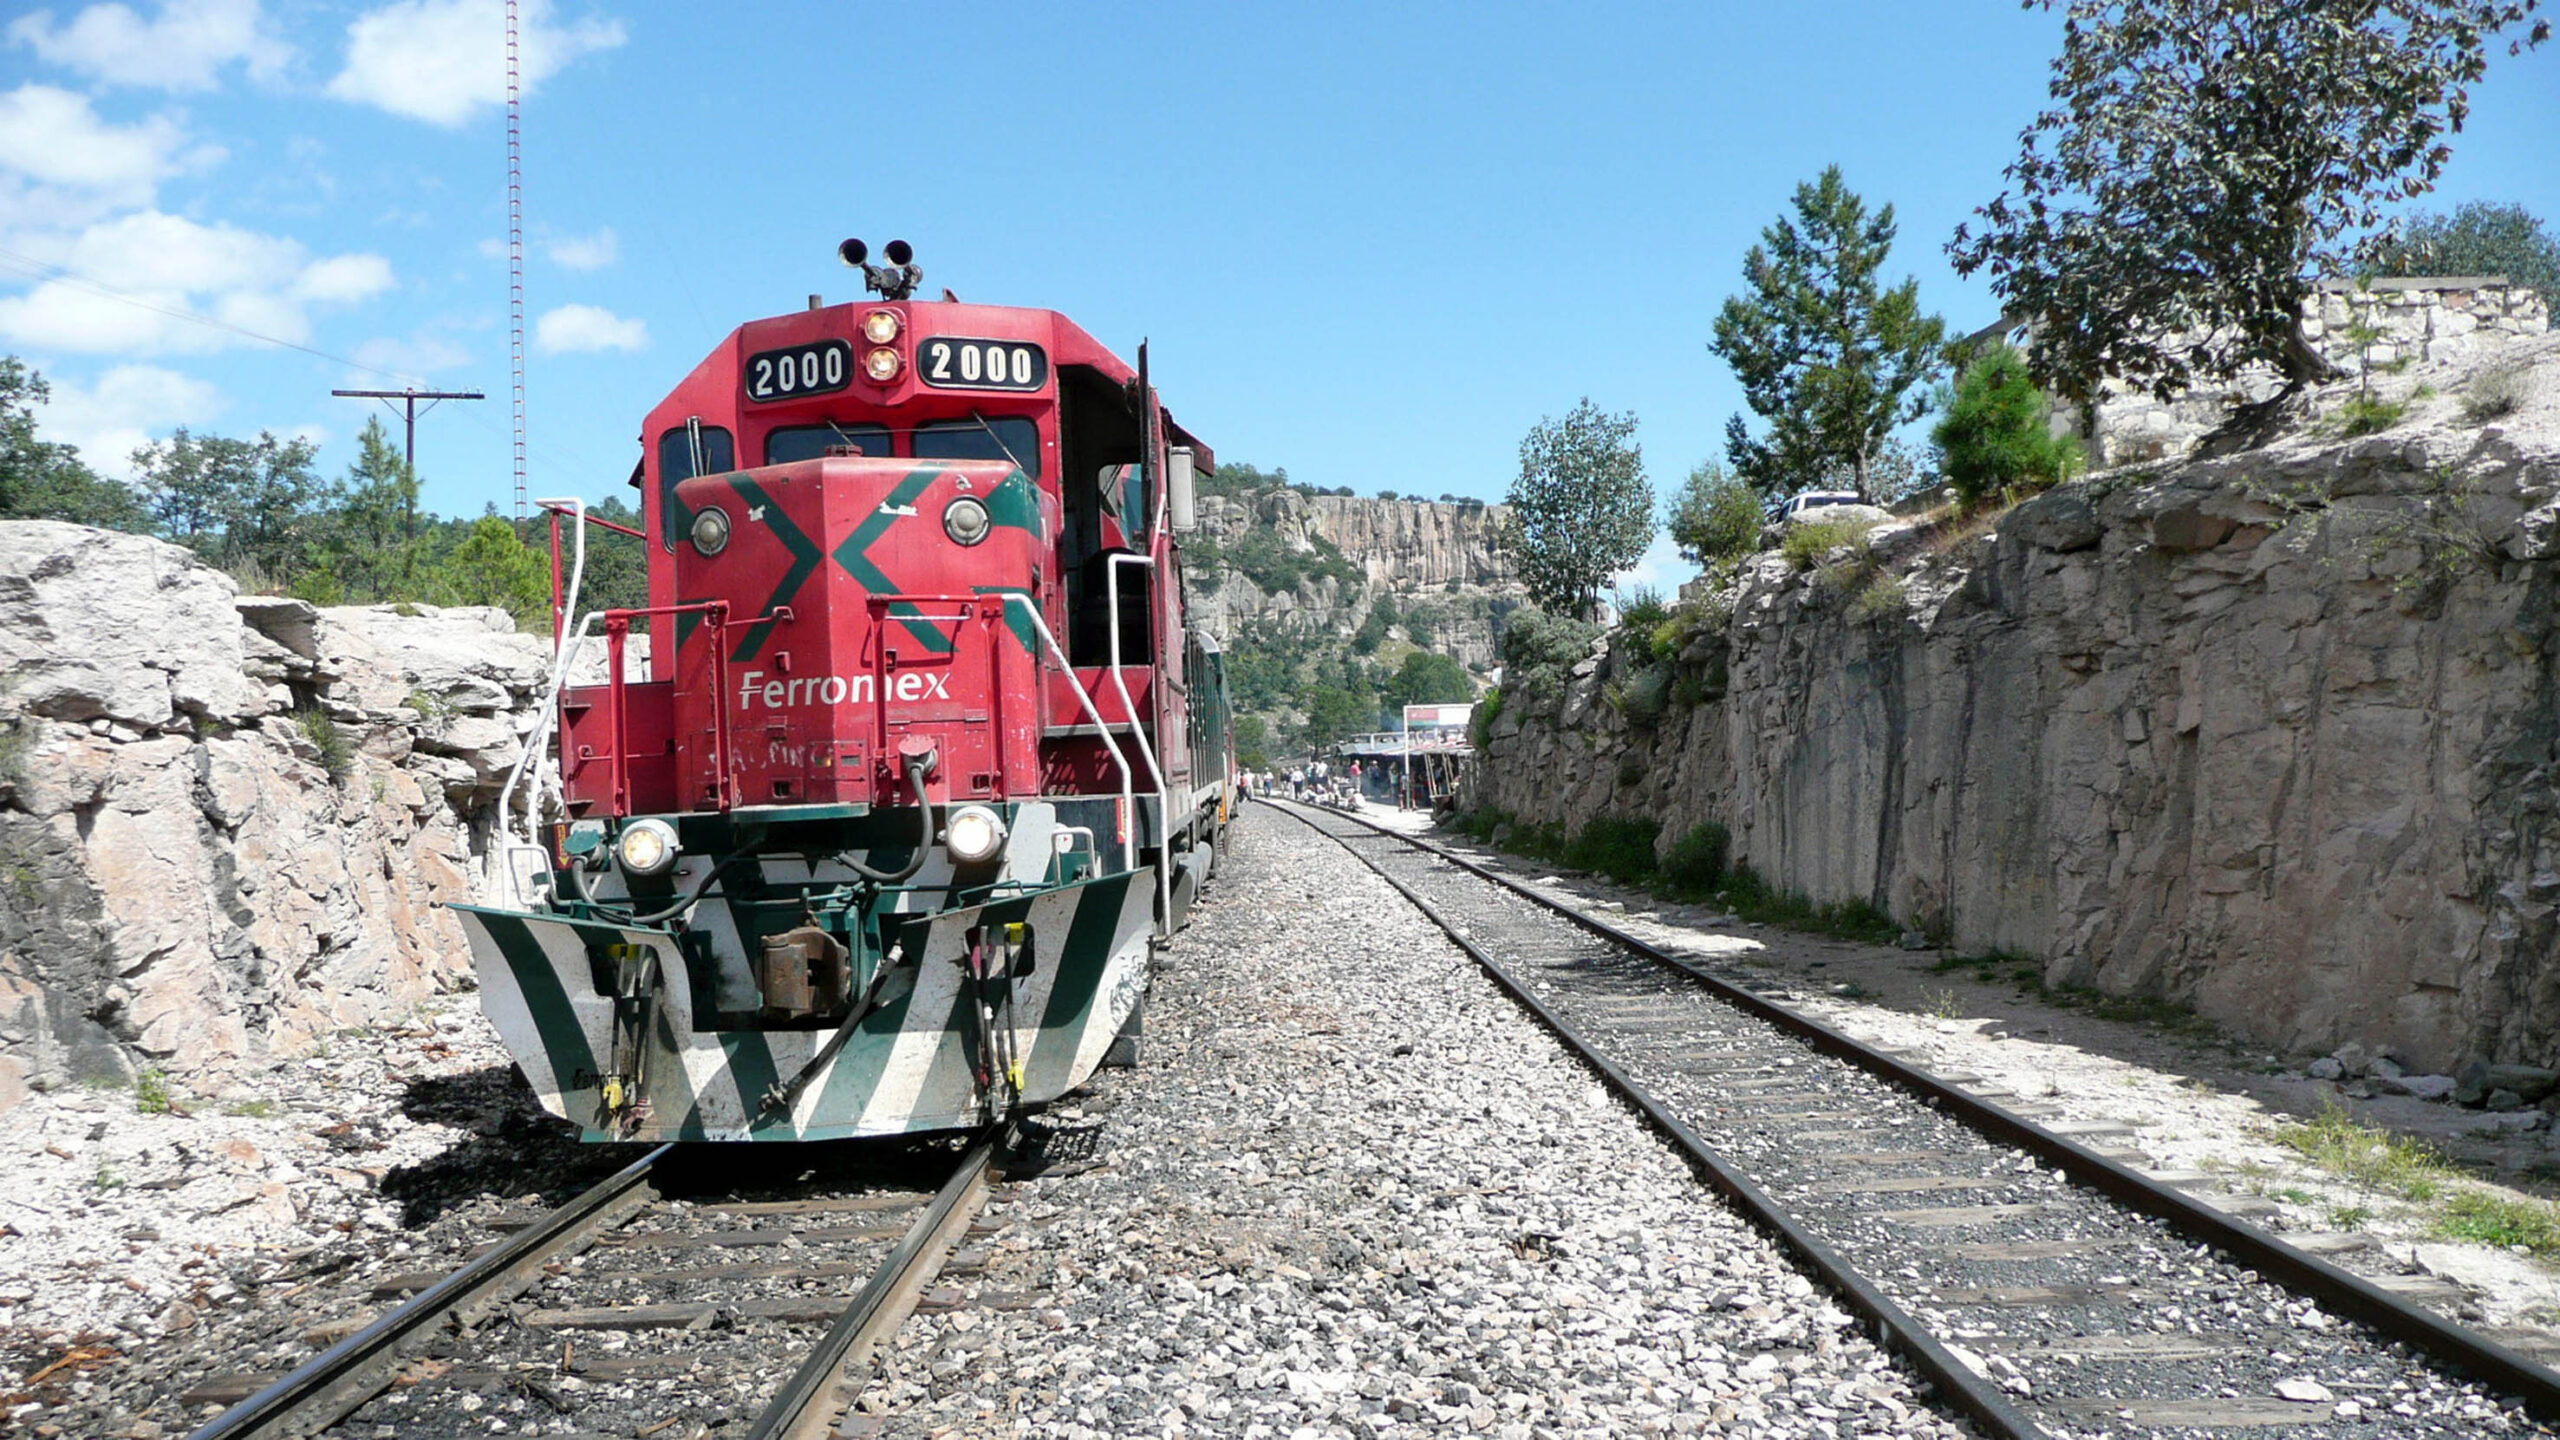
[1777,489,1864,521]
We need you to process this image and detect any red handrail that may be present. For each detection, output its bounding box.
[587,600,731,814]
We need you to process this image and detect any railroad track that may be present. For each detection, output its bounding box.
[1273,797,2560,1439]
[181,1133,1002,1440]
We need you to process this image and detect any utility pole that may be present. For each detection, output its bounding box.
[331,386,486,534]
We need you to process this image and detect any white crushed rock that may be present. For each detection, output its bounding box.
[1369,802,2560,1336]
[0,994,513,1422]
[857,806,1974,1439]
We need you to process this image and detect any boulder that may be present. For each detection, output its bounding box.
[2483,1064,2559,1103]
[2003,487,2102,553]
[0,523,266,729]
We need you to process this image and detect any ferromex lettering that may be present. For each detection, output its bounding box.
[736,669,952,708]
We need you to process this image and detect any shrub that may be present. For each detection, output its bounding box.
[1497,609,1601,702]
[2336,394,2408,436]
[296,704,353,785]
[1781,516,1879,570]
[1667,461,1766,564]
[1614,585,1669,637]
[1931,343,2081,509]
[1567,816,1661,885]
[135,1067,172,1114]
[2464,365,2530,423]
[1469,687,1504,747]
[1847,575,1909,622]
[1659,823,1730,893]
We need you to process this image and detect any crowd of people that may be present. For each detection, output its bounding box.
[1236,757,1369,806]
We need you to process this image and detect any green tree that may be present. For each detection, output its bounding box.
[0,358,150,530]
[1930,344,2083,509]
[1382,651,1475,713]
[1712,166,1947,503]
[1233,712,1272,769]
[1294,684,1372,752]
[1665,460,1764,565]
[133,428,325,581]
[1950,1,2549,404]
[1501,398,1654,619]
[2359,200,2560,305]
[432,514,551,629]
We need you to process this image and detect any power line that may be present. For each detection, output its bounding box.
[0,245,427,385]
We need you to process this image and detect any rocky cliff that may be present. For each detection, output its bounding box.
[1477,334,2560,1072]
[0,523,549,1110]
[1188,487,1523,671]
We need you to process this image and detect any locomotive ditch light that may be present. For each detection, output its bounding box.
[943,496,991,546]
[861,309,901,344]
[944,805,1007,864]
[864,346,902,382]
[690,505,731,556]
[616,818,681,877]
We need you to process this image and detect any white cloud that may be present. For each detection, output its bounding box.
[37,363,224,478]
[0,85,214,211]
[292,252,394,302]
[9,0,292,92]
[327,0,625,127]
[546,226,615,270]
[352,331,471,379]
[535,302,644,354]
[0,211,397,356]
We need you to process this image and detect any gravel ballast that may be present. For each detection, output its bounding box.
[854,805,1973,1439]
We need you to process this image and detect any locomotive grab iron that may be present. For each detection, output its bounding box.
[456,241,1236,1142]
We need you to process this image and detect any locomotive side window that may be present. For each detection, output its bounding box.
[764,424,890,466]
[656,424,735,553]
[914,417,1042,478]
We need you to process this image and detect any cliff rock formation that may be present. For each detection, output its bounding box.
[1478,334,2560,1071]
[1189,487,1522,670]
[0,523,549,1110]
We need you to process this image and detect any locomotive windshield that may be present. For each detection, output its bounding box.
[765,423,891,465]
[915,416,1041,477]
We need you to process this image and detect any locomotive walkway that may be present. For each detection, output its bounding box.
[1274,798,2560,1438]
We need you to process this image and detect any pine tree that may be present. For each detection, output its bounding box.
[1712,167,1947,504]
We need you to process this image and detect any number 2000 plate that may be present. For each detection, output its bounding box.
[917,337,1047,391]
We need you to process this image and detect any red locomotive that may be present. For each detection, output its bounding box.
[458,239,1236,1142]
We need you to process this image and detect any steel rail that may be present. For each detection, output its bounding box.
[744,1131,1004,1440]
[185,1142,675,1440]
[1267,801,2043,1440]
[1281,799,2560,1427]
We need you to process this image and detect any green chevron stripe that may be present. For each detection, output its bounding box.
[833,468,954,656]
[727,475,821,665]
[481,913,601,1098]
[715,1028,786,1136]
[970,585,1038,657]
[1022,875,1139,1099]
[804,972,921,1129]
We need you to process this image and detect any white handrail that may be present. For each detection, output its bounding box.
[1001,594,1137,871]
[1105,552,1173,935]
[490,496,599,901]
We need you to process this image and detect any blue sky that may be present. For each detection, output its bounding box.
[3,0,2555,593]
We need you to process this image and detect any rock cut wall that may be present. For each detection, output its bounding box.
[0,523,550,1110]
[1478,336,2560,1071]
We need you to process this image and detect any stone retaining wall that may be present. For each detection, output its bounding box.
[1474,335,2560,1072]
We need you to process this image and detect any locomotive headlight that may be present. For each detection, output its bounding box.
[943,496,991,546]
[689,506,731,557]
[861,309,901,344]
[864,346,902,382]
[943,805,1007,864]
[615,818,680,877]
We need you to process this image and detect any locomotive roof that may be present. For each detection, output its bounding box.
[648,297,1211,471]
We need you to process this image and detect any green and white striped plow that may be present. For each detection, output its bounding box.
[453,868,1154,1141]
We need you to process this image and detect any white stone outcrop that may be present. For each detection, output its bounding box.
[1479,333,2560,1072]
[0,529,549,1111]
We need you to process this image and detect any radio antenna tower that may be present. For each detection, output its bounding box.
[506,0,527,519]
